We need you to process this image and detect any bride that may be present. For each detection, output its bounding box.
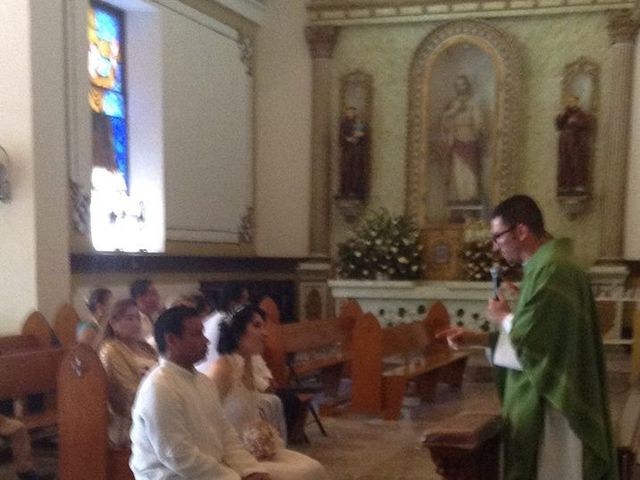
[206,305,328,480]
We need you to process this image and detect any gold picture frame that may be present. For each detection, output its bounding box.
[421,223,465,280]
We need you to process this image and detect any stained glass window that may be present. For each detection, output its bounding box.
[88,1,128,190]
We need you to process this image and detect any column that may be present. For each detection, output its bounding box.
[305,26,339,257]
[599,10,639,258]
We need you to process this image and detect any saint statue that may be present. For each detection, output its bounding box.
[338,106,370,200]
[439,75,483,204]
[556,95,591,196]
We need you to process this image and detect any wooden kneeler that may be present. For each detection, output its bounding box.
[422,412,502,480]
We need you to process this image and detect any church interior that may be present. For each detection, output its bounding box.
[2,0,640,478]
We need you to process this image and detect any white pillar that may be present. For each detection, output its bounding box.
[600,10,639,259]
[305,26,339,257]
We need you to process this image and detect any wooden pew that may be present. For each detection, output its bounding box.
[58,344,134,480]
[0,311,55,355]
[53,303,80,348]
[261,297,357,410]
[0,347,65,430]
[351,302,469,420]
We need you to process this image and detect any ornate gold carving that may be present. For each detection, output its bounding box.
[305,26,340,59]
[307,0,635,25]
[405,20,521,226]
[238,206,254,244]
[607,9,640,44]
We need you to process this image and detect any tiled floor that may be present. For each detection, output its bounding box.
[0,348,634,480]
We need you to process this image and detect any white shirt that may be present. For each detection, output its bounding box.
[130,359,264,480]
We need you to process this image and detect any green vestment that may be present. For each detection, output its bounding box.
[497,238,617,480]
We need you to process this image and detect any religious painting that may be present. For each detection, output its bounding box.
[421,223,465,280]
[427,43,496,223]
[406,21,521,228]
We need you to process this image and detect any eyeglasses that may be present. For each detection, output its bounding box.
[492,225,516,243]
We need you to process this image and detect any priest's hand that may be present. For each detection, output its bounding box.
[487,293,511,325]
[436,327,489,349]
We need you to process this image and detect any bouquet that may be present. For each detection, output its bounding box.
[241,420,279,461]
[336,208,424,280]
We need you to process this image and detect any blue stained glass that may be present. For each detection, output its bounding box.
[89,2,128,190]
[111,116,128,185]
[94,9,119,43]
[102,91,124,118]
[91,6,123,92]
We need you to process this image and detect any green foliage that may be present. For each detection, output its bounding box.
[336,209,424,280]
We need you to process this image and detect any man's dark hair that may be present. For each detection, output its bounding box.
[219,284,249,312]
[130,279,153,300]
[491,194,545,237]
[217,304,265,355]
[154,306,199,354]
[87,287,112,314]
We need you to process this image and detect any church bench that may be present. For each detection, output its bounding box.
[58,344,134,480]
[0,310,55,355]
[351,302,469,420]
[261,297,359,414]
[0,347,65,431]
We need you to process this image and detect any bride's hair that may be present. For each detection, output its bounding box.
[217,304,266,355]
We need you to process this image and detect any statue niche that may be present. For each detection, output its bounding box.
[406,21,521,227]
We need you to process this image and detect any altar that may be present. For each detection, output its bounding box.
[329,263,638,345]
[328,279,497,331]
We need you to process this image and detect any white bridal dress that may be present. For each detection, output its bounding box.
[221,354,329,480]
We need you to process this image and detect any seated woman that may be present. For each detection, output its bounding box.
[99,298,158,448]
[207,305,328,480]
[76,287,112,349]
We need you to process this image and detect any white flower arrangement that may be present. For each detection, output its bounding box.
[337,209,424,280]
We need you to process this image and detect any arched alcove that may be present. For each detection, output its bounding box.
[405,20,521,226]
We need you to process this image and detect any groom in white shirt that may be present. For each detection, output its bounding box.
[130,305,270,480]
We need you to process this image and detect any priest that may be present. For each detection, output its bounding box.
[441,194,617,480]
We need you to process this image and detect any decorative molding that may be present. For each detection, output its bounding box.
[561,56,600,117]
[405,20,521,226]
[70,181,90,235]
[607,9,640,44]
[213,0,266,25]
[305,26,340,59]
[558,194,590,220]
[307,0,635,26]
[70,253,302,274]
[335,197,366,222]
[237,33,254,76]
[238,206,254,243]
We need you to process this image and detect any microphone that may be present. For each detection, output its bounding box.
[489,265,502,300]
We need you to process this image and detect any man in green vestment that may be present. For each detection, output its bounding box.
[441,195,617,480]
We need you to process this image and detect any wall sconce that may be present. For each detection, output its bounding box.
[0,146,10,203]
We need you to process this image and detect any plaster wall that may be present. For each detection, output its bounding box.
[330,13,609,267]
[0,0,70,334]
